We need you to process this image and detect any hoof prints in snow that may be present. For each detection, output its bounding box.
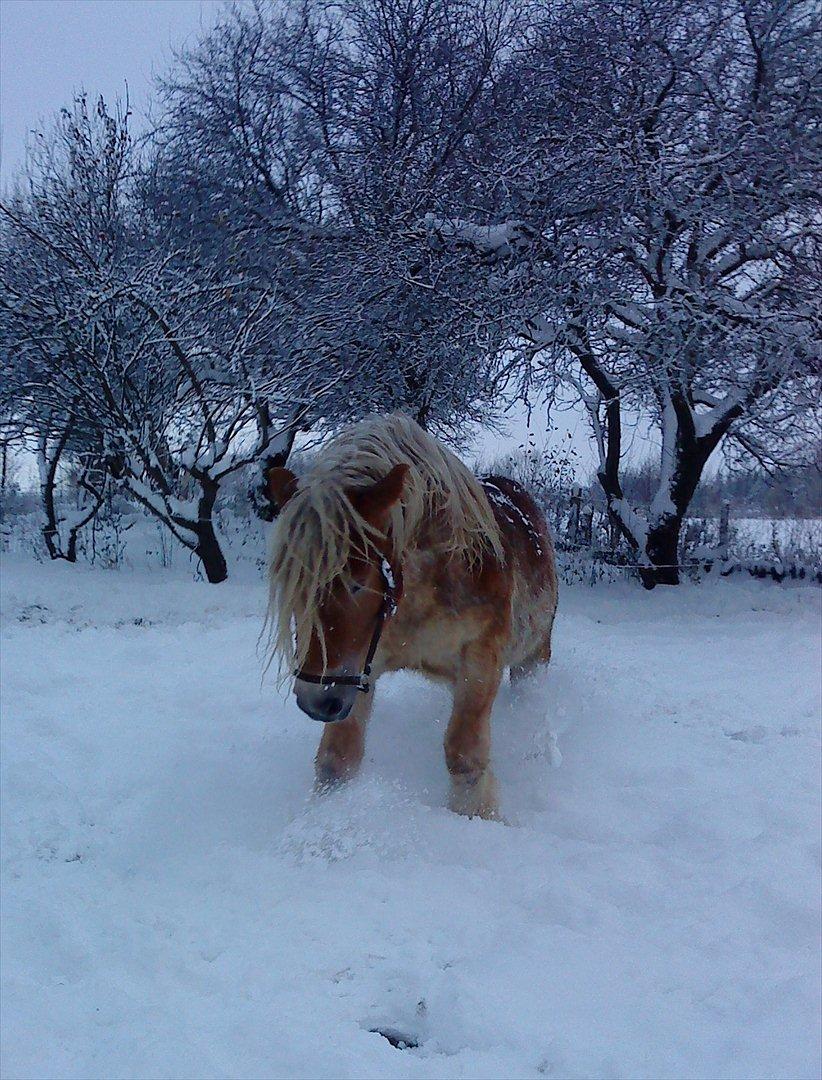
[369,1026,420,1050]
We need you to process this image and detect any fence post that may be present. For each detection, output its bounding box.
[608,511,620,556]
[569,485,582,547]
[718,499,730,561]
[581,505,594,547]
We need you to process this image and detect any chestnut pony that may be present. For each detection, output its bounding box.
[266,414,558,819]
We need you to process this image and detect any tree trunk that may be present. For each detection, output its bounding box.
[250,408,306,522]
[192,482,228,584]
[121,469,229,583]
[42,523,79,562]
[40,446,106,564]
[40,462,78,562]
[41,486,60,557]
[43,526,77,562]
[65,529,79,564]
[194,520,228,583]
[637,405,719,589]
[640,514,682,588]
[0,443,8,515]
[39,432,65,561]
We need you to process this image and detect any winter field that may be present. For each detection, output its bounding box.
[1,556,820,1080]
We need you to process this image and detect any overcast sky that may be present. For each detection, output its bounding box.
[0,0,221,188]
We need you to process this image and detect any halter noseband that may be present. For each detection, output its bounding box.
[294,557,399,694]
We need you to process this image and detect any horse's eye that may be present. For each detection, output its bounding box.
[350,583,363,596]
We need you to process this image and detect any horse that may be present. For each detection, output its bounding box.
[265,414,558,819]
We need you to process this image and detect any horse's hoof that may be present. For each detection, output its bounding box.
[449,801,502,822]
[313,766,347,792]
[448,769,500,820]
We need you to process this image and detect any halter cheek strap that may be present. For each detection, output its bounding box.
[294,557,400,694]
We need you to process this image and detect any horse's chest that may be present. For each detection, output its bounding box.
[379,562,511,678]
[381,618,467,679]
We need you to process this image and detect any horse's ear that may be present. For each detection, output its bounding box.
[267,466,299,514]
[350,463,409,522]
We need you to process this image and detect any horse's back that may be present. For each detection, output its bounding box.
[480,475,558,666]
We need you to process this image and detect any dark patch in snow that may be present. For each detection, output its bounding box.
[725,726,768,743]
[17,604,50,623]
[368,1026,419,1050]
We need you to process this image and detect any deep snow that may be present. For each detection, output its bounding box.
[1,556,820,1080]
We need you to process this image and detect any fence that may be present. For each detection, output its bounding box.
[550,488,822,584]
[2,490,820,585]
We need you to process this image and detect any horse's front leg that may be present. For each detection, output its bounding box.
[444,647,502,820]
[314,688,374,789]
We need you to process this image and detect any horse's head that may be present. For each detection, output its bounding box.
[267,462,408,723]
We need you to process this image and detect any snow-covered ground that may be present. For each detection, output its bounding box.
[2,557,820,1080]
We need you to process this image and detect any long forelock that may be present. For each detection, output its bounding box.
[265,414,503,677]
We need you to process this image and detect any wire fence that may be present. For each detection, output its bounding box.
[548,488,822,585]
[2,490,820,586]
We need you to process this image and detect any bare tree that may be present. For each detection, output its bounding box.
[454,0,821,584]
[152,0,522,439]
[0,95,304,581]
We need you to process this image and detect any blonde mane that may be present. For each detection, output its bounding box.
[266,413,503,674]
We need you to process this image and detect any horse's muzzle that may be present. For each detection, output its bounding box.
[294,678,357,723]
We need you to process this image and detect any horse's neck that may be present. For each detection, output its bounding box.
[395,513,466,606]
[397,501,452,564]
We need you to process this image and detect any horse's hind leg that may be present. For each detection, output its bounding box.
[444,646,502,820]
[315,689,374,788]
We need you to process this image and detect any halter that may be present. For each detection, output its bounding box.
[294,557,400,694]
